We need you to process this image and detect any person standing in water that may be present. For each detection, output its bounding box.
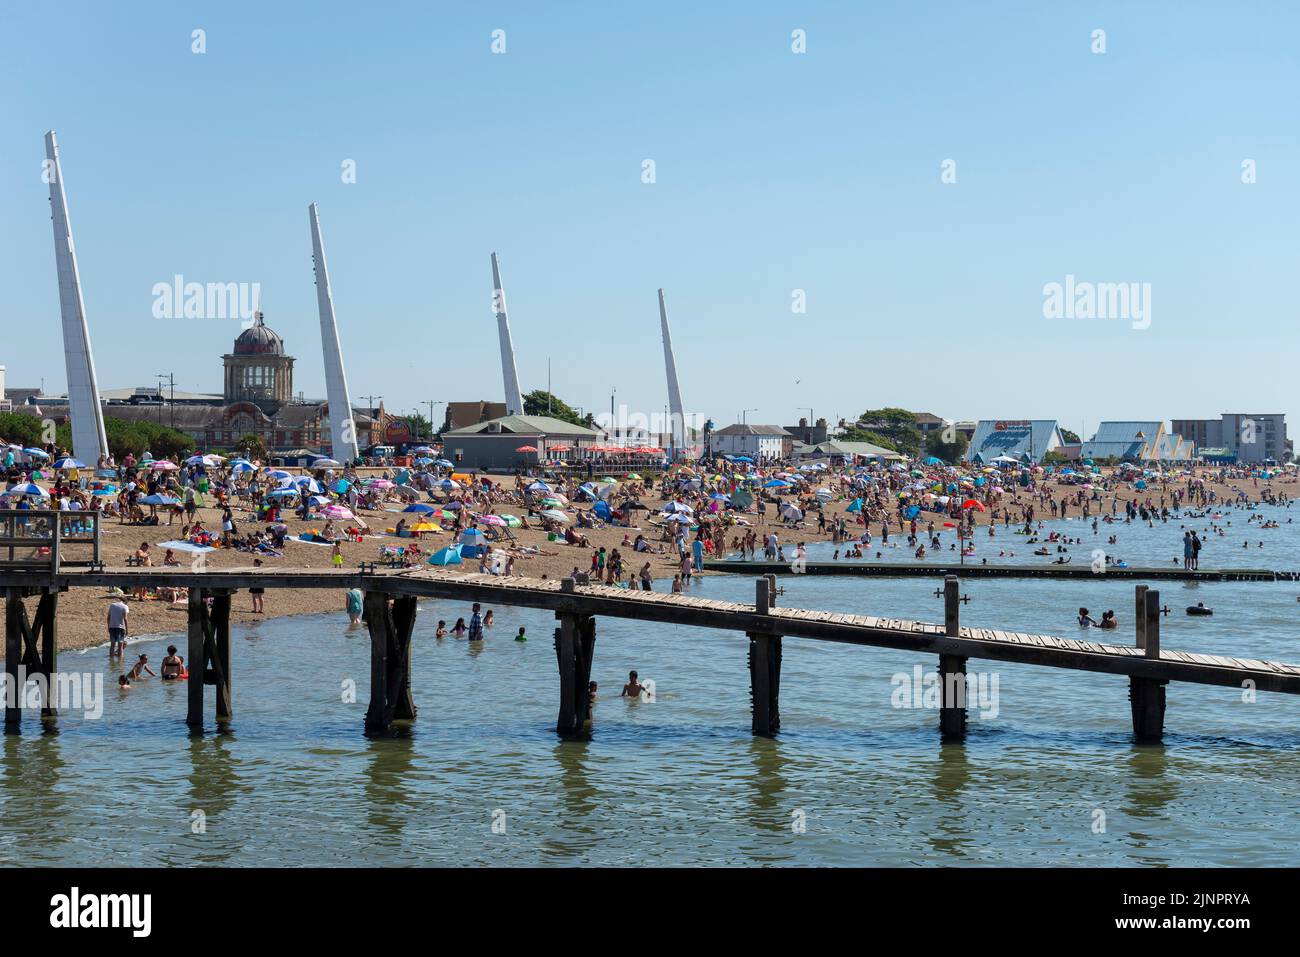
[346,587,363,625]
[621,670,645,698]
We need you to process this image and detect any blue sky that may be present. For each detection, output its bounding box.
[2,1,1297,438]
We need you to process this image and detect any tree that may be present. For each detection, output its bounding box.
[836,425,898,450]
[103,417,193,460]
[522,390,584,426]
[236,433,268,463]
[925,429,969,464]
[401,413,432,442]
[1060,428,1081,444]
[856,408,923,454]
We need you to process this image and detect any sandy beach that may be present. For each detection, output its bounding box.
[6,463,1296,655]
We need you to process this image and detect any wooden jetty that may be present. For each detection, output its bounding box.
[2,511,1298,744]
[703,560,1281,582]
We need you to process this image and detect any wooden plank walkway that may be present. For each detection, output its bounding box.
[702,560,1281,582]
[4,565,1295,695]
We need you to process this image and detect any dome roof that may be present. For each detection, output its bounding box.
[233,312,284,356]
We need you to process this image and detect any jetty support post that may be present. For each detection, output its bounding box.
[1129,586,1166,744]
[187,588,233,730]
[4,588,61,729]
[554,578,596,736]
[939,575,968,741]
[748,577,782,736]
[363,591,418,734]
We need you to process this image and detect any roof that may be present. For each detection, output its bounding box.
[814,440,901,459]
[1081,421,1164,461]
[231,313,284,356]
[968,420,1063,463]
[714,424,791,436]
[443,415,599,438]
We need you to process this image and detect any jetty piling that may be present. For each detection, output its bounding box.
[362,591,418,735]
[748,576,782,735]
[187,588,233,729]
[4,588,59,728]
[555,578,597,736]
[1129,585,1167,744]
[939,576,968,741]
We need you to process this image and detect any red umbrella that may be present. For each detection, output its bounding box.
[961,499,985,511]
[515,445,538,453]
[549,445,571,453]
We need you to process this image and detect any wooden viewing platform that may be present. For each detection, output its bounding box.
[703,560,1283,582]
[2,563,1297,744]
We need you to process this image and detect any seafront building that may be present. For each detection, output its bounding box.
[441,414,600,469]
[966,420,1065,464]
[1172,413,1290,464]
[705,424,793,461]
[1080,421,1195,464]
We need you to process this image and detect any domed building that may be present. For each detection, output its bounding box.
[86,310,387,458]
[222,312,295,413]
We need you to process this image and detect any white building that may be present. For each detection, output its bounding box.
[706,424,792,461]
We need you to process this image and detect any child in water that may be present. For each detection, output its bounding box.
[515,627,526,642]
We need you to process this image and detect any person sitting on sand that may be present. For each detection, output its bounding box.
[163,548,180,566]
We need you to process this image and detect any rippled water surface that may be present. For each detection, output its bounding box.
[4,505,1300,866]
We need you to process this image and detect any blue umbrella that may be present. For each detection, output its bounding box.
[427,545,463,566]
[231,462,256,473]
[266,488,299,499]
[141,493,180,506]
[331,479,351,494]
[22,448,49,459]
[435,459,454,467]
[402,503,436,513]
[763,479,790,488]
[52,457,86,469]
[733,456,753,463]
[3,482,49,498]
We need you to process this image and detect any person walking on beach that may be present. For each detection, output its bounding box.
[107,596,129,657]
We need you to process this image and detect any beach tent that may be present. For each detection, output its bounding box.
[593,500,612,520]
[427,545,463,566]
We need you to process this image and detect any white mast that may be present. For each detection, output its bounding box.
[490,252,524,415]
[44,131,108,465]
[309,203,360,462]
[658,288,686,456]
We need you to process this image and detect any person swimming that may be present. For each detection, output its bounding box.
[1078,607,1099,628]
[126,654,156,680]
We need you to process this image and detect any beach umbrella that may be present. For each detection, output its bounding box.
[185,454,208,465]
[732,456,753,463]
[499,514,522,528]
[665,513,693,524]
[367,479,395,489]
[435,459,454,467]
[402,503,436,514]
[51,457,85,470]
[150,460,179,471]
[321,504,354,520]
[409,446,435,454]
[308,495,332,507]
[846,498,863,512]
[540,509,570,523]
[762,479,790,488]
[961,499,985,511]
[266,488,299,499]
[475,514,507,527]
[780,504,803,520]
[231,462,256,474]
[22,448,49,459]
[3,482,49,498]
[312,458,341,469]
[140,493,180,506]
[408,523,442,534]
[293,476,324,494]
[599,477,618,484]
[540,497,565,509]
[626,473,643,480]
[661,501,693,514]
[330,479,351,494]
[414,457,434,465]
[427,545,463,566]
[515,445,538,453]
[526,481,552,493]
[266,469,292,480]
[815,488,833,502]
[437,478,461,491]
